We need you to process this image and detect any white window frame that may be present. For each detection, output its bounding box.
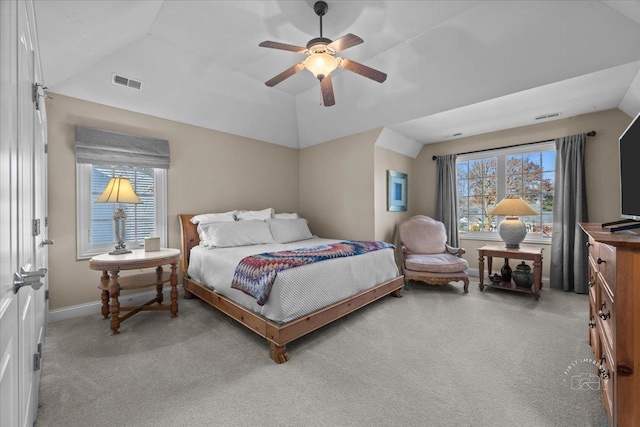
[457,141,555,245]
[76,163,167,259]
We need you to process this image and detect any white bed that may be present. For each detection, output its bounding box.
[178,214,405,363]
[188,237,399,323]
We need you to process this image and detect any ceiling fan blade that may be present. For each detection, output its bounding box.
[337,57,387,83]
[327,33,363,52]
[265,62,305,87]
[320,75,335,107]
[259,41,307,54]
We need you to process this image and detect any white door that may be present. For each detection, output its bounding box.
[0,1,20,425]
[30,0,50,418]
[1,1,48,426]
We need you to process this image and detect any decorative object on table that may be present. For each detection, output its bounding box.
[144,237,160,252]
[500,259,513,282]
[488,196,539,249]
[489,274,503,286]
[95,176,141,255]
[387,170,408,212]
[513,261,533,288]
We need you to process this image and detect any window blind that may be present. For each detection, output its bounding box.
[75,126,170,169]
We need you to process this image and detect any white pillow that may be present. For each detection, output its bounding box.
[190,211,236,224]
[199,220,275,247]
[273,212,299,219]
[267,218,313,244]
[236,208,273,221]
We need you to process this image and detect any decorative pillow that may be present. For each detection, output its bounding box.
[267,218,313,244]
[190,211,236,224]
[273,212,299,219]
[236,208,274,221]
[199,220,275,247]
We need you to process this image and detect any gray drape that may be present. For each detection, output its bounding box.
[550,133,588,293]
[435,154,459,247]
[75,126,170,169]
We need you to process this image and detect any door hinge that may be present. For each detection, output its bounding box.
[45,216,48,227]
[45,289,49,301]
[32,219,41,236]
[44,143,48,153]
[33,342,43,371]
[32,83,48,111]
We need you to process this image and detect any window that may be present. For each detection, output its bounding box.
[456,142,555,241]
[77,164,167,258]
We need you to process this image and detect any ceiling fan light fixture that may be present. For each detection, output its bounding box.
[304,53,337,80]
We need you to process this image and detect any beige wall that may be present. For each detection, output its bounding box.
[374,146,415,244]
[414,108,634,276]
[48,93,633,310]
[47,94,299,310]
[299,128,379,240]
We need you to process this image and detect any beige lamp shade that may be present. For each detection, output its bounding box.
[95,177,141,204]
[488,197,538,217]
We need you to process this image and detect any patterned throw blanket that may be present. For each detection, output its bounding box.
[231,240,394,305]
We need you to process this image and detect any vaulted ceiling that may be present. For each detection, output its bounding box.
[34,1,640,156]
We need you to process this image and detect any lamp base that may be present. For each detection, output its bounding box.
[498,216,527,249]
[109,247,132,255]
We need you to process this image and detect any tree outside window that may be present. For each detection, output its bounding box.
[457,144,555,237]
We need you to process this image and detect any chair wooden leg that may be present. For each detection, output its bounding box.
[463,277,469,293]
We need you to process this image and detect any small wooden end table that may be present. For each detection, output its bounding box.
[89,248,182,334]
[477,245,543,300]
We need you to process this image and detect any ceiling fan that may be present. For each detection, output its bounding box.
[259,1,387,107]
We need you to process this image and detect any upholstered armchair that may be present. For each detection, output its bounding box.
[399,215,469,293]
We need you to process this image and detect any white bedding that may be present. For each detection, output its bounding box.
[187,237,399,323]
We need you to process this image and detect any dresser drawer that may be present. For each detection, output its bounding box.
[588,259,597,306]
[588,306,600,359]
[587,237,599,264]
[597,284,615,354]
[598,244,616,295]
[598,340,615,426]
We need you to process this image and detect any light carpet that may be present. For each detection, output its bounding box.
[35,282,608,427]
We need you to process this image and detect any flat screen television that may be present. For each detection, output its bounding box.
[620,111,640,222]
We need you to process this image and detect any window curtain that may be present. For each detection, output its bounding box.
[550,133,588,293]
[75,126,170,169]
[435,154,459,247]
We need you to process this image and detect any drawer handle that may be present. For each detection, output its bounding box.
[588,314,596,329]
[598,301,611,321]
[596,257,605,265]
[588,279,595,288]
[598,357,610,379]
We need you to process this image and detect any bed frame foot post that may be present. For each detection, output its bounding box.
[270,343,289,364]
[391,288,402,298]
[183,288,193,299]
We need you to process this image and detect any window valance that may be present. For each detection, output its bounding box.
[75,126,170,169]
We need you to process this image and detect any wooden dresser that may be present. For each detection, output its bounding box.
[580,223,640,427]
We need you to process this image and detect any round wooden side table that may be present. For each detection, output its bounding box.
[89,248,181,334]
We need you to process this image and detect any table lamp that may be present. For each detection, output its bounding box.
[95,176,141,255]
[488,197,539,249]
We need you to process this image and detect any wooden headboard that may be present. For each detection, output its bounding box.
[177,214,199,275]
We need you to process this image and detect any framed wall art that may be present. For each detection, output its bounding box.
[387,170,407,212]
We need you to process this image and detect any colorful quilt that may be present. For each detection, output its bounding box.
[231,240,394,305]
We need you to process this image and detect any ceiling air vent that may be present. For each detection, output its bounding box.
[112,73,143,90]
[535,112,561,120]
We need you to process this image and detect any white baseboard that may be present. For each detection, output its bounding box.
[48,286,182,323]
